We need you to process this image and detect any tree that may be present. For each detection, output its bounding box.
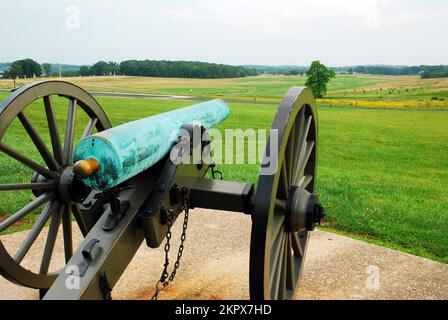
[305,60,335,98]
[42,63,52,77]
[289,69,301,76]
[79,66,91,76]
[107,61,119,75]
[4,64,23,79]
[4,59,42,78]
[90,61,119,76]
[92,61,111,76]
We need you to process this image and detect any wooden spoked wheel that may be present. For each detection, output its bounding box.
[250,87,324,300]
[0,81,111,289]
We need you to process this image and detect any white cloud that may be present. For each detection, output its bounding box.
[316,0,388,29]
[156,0,388,32]
[1,0,447,65]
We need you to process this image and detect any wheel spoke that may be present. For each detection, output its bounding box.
[71,203,88,237]
[0,192,53,233]
[292,139,306,186]
[63,98,77,165]
[17,112,59,171]
[286,122,295,186]
[291,109,305,182]
[292,115,312,185]
[278,235,288,300]
[62,205,73,263]
[0,142,56,179]
[271,224,285,254]
[286,234,295,290]
[270,232,285,274]
[0,182,53,192]
[291,233,304,257]
[271,211,285,243]
[270,232,286,299]
[39,204,63,275]
[14,200,59,264]
[298,175,313,189]
[294,141,315,186]
[81,117,98,140]
[275,199,286,211]
[278,160,289,199]
[44,96,64,165]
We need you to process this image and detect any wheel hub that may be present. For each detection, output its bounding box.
[286,186,325,232]
[31,172,48,197]
[56,167,91,203]
[31,167,90,204]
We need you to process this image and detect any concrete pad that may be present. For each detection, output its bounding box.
[0,208,447,300]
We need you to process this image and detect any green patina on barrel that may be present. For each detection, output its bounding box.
[74,99,229,190]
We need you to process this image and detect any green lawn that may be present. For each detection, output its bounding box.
[2,74,448,108]
[0,91,447,263]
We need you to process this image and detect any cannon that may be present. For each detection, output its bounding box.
[0,81,325,300]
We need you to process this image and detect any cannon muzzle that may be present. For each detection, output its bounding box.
[73,158,101,178]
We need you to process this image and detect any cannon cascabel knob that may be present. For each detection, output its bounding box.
[73,158,100,178]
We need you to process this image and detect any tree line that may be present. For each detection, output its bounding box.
[420,66,448,79]
[3,58,447,80]
[1,58,257,79]
[348,65,448,79]
[85,60,257,78]
[243,65,308,76]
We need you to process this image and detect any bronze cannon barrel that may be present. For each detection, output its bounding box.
[73,99,229,189]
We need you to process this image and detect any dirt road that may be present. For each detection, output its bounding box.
[0,208,447,300]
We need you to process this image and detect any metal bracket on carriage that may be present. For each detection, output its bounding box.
[160,185,189,225]
[137,158,195,248]
[92,185,133,231]
[169,184,189,206]
[74,238,101,277]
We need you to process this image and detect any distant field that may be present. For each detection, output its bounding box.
[1,74,448,108]
[0,91,447,263]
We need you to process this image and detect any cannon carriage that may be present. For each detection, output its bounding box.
[0,81,325,300]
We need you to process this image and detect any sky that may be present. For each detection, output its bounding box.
[1,0,447,66]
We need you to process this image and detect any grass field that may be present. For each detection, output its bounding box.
[0,90,447,263]
[2,74,448,108]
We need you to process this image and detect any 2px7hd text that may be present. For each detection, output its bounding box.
[175,304,272,317]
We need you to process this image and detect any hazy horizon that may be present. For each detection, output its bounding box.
[1,0,447,66]
[4,61,448,68]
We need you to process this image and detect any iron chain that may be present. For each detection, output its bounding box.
[151,199,190,300]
